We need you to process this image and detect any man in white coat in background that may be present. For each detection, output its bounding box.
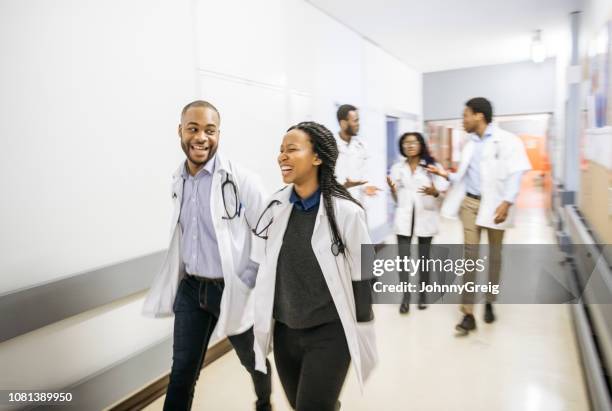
[142,100,272,410]
[427,97,531,336]
[335,104,381,203]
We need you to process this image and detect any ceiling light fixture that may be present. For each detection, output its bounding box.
[531,30,546,63]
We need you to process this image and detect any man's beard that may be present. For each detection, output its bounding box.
[182,141,216,166]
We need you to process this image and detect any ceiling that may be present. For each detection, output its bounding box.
[307,0,582,72]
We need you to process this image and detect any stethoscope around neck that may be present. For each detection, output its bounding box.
[251,199,281,240]
[218,173,281,241]
[250,194,345,257]
[215,178,345,257]
[220,173,242,220]
[175,172,245,221]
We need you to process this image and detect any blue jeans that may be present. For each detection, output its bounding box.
[163,275,272,411]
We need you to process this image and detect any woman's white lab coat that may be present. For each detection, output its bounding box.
[389,161,449,237]
[251,185,378,389]
[441,125,531,230]
[142,153,266,339]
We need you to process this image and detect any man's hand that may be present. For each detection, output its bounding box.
[418,184,439,197]
[364,185,381,196]
[344,178,368,189]
[386,176,397,194]
[425,164,449,179]
[494,201,512,224]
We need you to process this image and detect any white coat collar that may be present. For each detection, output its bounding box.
[263,184,330,244]
[335,133,363,149]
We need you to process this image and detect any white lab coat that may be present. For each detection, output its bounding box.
[142,153,266,339]
[389,161,449,237]
[335,134,369,202]
[251,185,378,389]
[441,125,531,230]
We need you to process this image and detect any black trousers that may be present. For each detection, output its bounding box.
[397,234,433,302]
[273,320,350,411]
[164,275,272,411]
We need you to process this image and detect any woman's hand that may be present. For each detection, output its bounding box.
[426,164,449,180]
[386,176,397,194]
[418,184,439,197]
[344,178,368,189]
[364,185,381,196]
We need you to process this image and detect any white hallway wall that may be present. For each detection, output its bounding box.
[0,0,197,295]
[0,0,422,399]
[0,0,197,399]
[195,0,422,230]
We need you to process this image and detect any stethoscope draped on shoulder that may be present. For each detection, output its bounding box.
[217,173,282,240]
[170,160,343,254]
[220,181,344,257]
[184,173,288,248]
[172,169,253,227]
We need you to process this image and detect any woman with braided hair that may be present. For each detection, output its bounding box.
[386,132,449,314]
[251,121,378,410]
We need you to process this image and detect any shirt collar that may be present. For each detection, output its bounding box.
[336,133,350,147]
[336,132,361,148]
[181,155,217,180]
[470,124,494,142]
[289,187,321,211]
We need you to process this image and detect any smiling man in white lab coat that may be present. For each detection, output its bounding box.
[142,100,272,410]
[428,97,531,336]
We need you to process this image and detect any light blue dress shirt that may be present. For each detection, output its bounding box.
[179,157,224,279]
[179,156,260,287]
[452,125,523,204]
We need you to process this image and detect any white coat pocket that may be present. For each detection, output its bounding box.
[420,194,438,211]
[355,321,378,383]
[394,206,413,236]
[223,276,254,333]
[142,226,182,318]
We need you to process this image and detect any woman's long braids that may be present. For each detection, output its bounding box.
[287,121,362,256]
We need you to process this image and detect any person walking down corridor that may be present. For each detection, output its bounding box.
[142,100,273,410]
[427,97,531,336]
[387,132,449,314]
[252,121,378,411]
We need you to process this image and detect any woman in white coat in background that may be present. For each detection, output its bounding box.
[386,132,449,314]
[252,121,377,411]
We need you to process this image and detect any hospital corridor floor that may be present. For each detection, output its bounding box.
[145,184,590,410]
